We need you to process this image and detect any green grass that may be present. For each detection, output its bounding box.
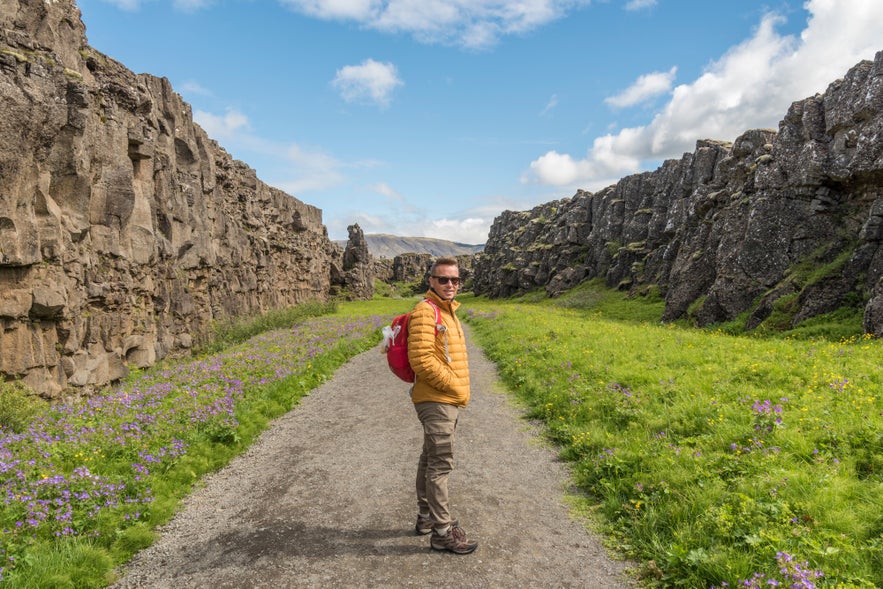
[196,300,338,355]
[461,293,882,588]
[551,279,666,323]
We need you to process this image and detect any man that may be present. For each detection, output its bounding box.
[407,256,477,555]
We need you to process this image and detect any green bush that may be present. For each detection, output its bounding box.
[0,381,45,433]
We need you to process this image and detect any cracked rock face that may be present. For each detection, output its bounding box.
[475,51,883,336]
[336,224,376,301]
[1,0,335,396]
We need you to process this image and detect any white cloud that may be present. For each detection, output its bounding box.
[194,108,251,139]
[369,182,403,201]
[276,145,346,194]
[194,107,347,196]
[424,198,545,244]
[278,0,592,49]
[540,93,559,116]
[99,0,142,9]
[624,0,657,10]
[422,217,491,244]
[99,0,213,10]
[173,0,213,10]
[605,66,676,108]
[179,80,212,96]
[526,144,639,189]
[527,0,883,187]
[278,0,377,20]
[340,199,502,243]
[362,216,491,244]
[332,59,403,108]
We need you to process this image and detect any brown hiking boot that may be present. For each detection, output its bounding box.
[417,516,458,536]
[415,514,433,536]
[430,523,478,554]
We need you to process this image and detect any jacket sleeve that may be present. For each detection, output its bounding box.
[407,302,455,392]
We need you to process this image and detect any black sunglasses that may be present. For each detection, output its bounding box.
[431,275,461,285]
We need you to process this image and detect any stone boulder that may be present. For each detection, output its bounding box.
[337,223,374,300]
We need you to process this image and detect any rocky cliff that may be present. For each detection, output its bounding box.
[330,224,374,300]
[475,51,883,336]
[0,0,336,395]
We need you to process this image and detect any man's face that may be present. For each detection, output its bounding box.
[429,265,460,301]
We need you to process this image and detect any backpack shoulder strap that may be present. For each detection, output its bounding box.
[421,298,451,363]
[422,298,443,332]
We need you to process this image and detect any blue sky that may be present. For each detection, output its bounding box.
[76,0,882,244]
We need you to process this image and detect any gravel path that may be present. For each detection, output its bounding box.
[111,327,636,588]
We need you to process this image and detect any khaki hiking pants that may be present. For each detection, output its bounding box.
[415,401,459,528]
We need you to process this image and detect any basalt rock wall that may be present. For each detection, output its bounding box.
[329,224,375,300]
[394,253,475,294]
[0,0,335,395]
[475,51,883,336]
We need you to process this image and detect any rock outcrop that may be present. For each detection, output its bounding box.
[392,253,435,284]
[373,252,476,293]
[475,51,883,336]
[0,0,335,395]
[390,253,474,294]
[329,224,374,300]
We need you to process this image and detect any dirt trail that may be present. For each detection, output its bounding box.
[111,327,635,588]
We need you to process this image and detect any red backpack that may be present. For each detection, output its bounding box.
[382,299,443,383]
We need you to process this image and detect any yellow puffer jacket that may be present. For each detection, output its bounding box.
[407,290,470,407]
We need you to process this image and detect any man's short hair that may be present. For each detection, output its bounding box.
[430,257,459,274]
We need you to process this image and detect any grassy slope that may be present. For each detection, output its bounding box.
[460,285,881,588]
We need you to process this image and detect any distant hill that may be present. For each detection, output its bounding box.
[335,234,484,259]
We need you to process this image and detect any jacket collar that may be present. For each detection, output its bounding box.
[425,289,459,313]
